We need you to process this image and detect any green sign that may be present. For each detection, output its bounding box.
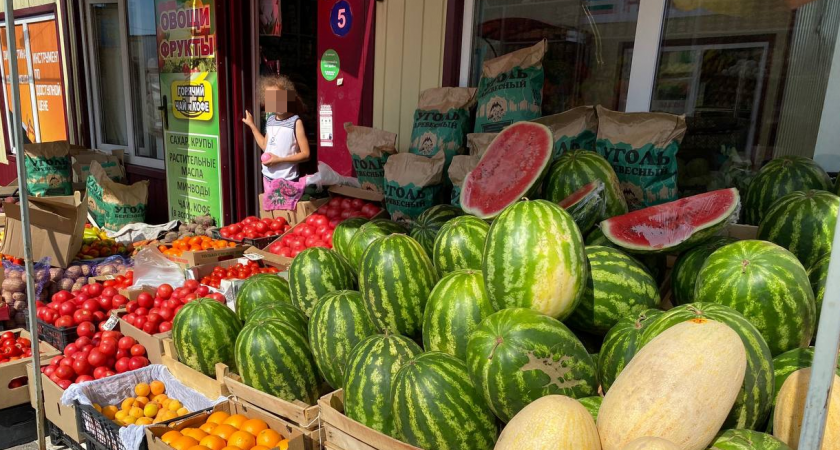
[321,49,340,81]
[156,0,224,224]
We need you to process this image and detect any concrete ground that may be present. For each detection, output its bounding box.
[8,435,72,450]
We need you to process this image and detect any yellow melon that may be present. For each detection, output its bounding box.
[495,395,601,450]
[621,437,679,450]
[597,319,746,450]
[773,367,840,450]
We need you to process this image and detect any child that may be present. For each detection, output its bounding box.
[243,75,311,209]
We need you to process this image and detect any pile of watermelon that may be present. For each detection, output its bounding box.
[168,121,839,450]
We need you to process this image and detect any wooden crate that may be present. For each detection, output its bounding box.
[160,338,228,398]
[0,329,61,409]
[318,390,420,450]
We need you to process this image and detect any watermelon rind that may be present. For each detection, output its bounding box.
[640,303,774,430]
[671,236,738,306]
[767,346,840,433]
[343,333,423,438]
[288,247,357,316]
[245,302,308,335]
[392,352,497,450]
[558,180,606,235]
[235,273,292,322]
[709,429,791,450]
[545,149,628,219]
[743,155,832,225]
[359,234,439,338]
[466,308,598,423]
[409,204,465,256]
[332,217,369,261]
[432,215,490,275]
[695,240,816,356]
[345,219,407,270]
[597,308,663,393]
[308,290,378,389]
[460,121,554,219]
[585,227,667,284]
[600,188,740,254]
[565,245,661,335]
[579,396,603,422]
[172,298,242,377]
[483,200,588,320]
[757,189,839,270]
[809,253,830,327]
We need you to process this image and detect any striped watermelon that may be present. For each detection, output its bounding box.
[235,274,292,322]
[483,200,587,320]
[809,253,829,326]
[172,298,242,377]
[566,246,661,335]
[579,396,603,422]
[640,303,774,430]
[332,217,369,261]
[598,309,663,393]
[600,188,740,254]
[709,430,791,450]
[359,234,439,338]
[288,247,357,316]
[343,333,423,437]
[432,215,489,275]
[466,308,598,422]
[422,270,494,360]
[757,190,839,269]
[392,352,497,450]
[345,219,407,269]
[544,149,628,219]
[695,240,816,356]
[558,180,606,234]
[586,227,667,284]
[234,318,321,405]
[246,302,308,335]
[742,155,832,225]
[671,236,738,305]
[308,290,378,389]
[767,347,840,433]
[409,205,465,256]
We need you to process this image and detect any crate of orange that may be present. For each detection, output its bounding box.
[145,399,305,450]
[159,236,248,269]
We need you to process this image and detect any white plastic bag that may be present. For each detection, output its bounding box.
[306,162,361,189]
[131,247,185,289]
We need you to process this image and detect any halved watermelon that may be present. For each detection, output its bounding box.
[460,122,554,219]
[558,180,605,234]
[600,188,740,253]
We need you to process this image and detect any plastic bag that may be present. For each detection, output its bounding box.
[61,364,226,450]
[131,247,185,289]
[2,257,52,325]
[306,162,361,189]
[91,255,134,277]
[106,220,179,244]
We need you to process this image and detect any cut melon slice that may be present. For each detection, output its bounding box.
[601,188,740,254]
[559,180,606,234]
[460,121,554,219]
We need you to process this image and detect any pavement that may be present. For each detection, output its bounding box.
[8,436,70,450]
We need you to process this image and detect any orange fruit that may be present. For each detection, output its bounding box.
[251,446,270,450]
[135,383,151,397]
[199,435,227,450]
[199,422,218,433]
[206,411,230,425]
[170,436,199,450]
[240,419,268,436]
[220,447,240,450]
[182,428,208,441]
[186,446,211,450]
[210,424,238,441]
[255,429,281,448]
[121,397,135,411]
[227,431,256,450]
[278,440,289,450]
[150,380,166,396]
[222,414,248,429]
[161,430,182,445]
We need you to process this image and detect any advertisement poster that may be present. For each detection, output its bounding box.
[156,0,223,223]
[1,24,37,146]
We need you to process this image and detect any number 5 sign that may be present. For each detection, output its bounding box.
[330,0,353,37]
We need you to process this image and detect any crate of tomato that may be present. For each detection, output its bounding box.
[1,328,61,409]
[216,216,293,249]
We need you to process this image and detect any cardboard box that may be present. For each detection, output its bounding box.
[259,195,330,225]
[328,185,384,203]
[164,245,249,269]
[119,318,171,365]
[185,257,255,306]
[319,390,419,450]
[0,329,61,409]
[27,363,82,443]
[1,192,88,268]
[146,399,306,450]
[160,338,228,398]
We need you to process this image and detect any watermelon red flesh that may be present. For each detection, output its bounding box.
[559,180,602,209]
[601,188,740,253]
[460,121,554,219]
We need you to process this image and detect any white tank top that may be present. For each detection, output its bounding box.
[262,114,300,180]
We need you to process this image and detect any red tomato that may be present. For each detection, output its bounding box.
[87,349,107,367]
[93,366,109,380]
[57,379,72,390]
[52,291,72,303]
[101,287,118,298]
[304,236,320,247]
[111,295,128,308]
[58,301,76,317]
[128,356,149,370]
[96,296,112,311]
[244,215,259,224]
[98,338,118,357]
[183,279,200,292]
[328,197,343,207]
[77,322,95,338]
[361,203,382,218]
[75,336,92,348]
[54,365,73,380]
[73,309,93,325]
[322,230,334,243]
[55,316,74,328]
[87,284,103,297]
[114,357,131,374]
[142,322,158,334]
[254,222,268,233]
[269,221,284,232]
[71,358,91,376]
[279,247,292,258]
[350,198,366,210]
[74,375,94,384]
[219,228,232,239]
[126,301,139,314]
[133,315,148,330]
[340,198,354,210]
[156,284,174,300]
[63,344,79,357]
[234,232,245,241]
[159,321,173,333]
[137,293,154,308]
[129,344,146,357]
[208,293,226,303]
[82,299,100,313]
[117,337,135,352]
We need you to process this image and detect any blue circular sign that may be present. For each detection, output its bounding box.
[330,1,353,37]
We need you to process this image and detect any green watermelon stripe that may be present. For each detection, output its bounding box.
[709,429,792,450]
[172,298,242,377]
[422,270,494,360]
[235,274,292,322]
[432,216,489,275]
[671,237,737,305]
[289,248,357,317]
[545,149,628,219]
[743,155,832,225]
[333,218,369,260]
[758,190,839,270]
[410,205,464,256]
[597,308,663,392]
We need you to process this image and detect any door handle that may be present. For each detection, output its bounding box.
[159,95,169,130]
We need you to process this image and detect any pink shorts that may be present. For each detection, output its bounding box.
[263,176,306,211]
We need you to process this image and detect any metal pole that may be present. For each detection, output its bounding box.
[3,2,46,449]
[798,211,840,449]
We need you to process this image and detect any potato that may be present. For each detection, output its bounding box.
[194,215,215,227]
[2,292,13,305]
[163,231,178,243]
[49,268,65,282]
[179,224,189,232]
[35,268,50,282]
[13,299,26,311]
[59,278,75,292]
[64,266,82,280]
[12,292,26,303]
[97,264,117,275]
[72,281,85,292]
[80,264,92,276]
[2,278,25,293]
[5,270,21,280]
[195,225,206,236]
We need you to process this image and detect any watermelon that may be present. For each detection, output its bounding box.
[483,200,588,320]
[235,273,292,322]
[709,429,791,450]
[245,302,308,335]
[600,188,740,254]
[586,227,668,285]
[809,253,829,326]
[757,190,839,269]
[545,149,628,219]
[432,215,489,275]
[332,217,369,261]
[422,270,494,360]
[345,219,407,269]
[172,298,242,377]
[308,290,378,389]
[579,396,603,422]
[772,347,840,403]
[695,240,816,356]
[460,121,554,219]
[359,234,439,338]
[670,236,737,305]
[234,318,321,405]
[343,333,423,437]
[466,308,598,422]
[565,246,661,335]
[557,180,606,234]
[640,303,774,430]
[409,204,465,256]
[743,155,832,225]
[392,352,497,450]
[597,308,663,392]
[288,247,357,316]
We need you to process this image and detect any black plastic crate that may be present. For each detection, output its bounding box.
[0,403,37,448]
[25,315,78,351]
[76,402,147,450]
[47,419,85,450]
[211,229,280,250]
